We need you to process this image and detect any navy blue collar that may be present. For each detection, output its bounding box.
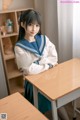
[16,35,46,57]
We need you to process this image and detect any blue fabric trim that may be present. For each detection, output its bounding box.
[31,41,40,54]
[16,42,41,58]
[33,60,39,64]
[16,42,38,53]
[35,35,46,55]
[16,35,46,57]
[40,35,46,55]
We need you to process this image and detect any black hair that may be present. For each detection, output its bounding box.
[17,9,41,41]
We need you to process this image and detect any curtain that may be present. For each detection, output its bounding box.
[57,1,73,62]
[73,3,80,58]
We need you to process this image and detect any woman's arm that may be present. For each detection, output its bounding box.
[39,36,58,66]
[14,46,49,75]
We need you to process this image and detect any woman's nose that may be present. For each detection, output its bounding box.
[32,25,36,31]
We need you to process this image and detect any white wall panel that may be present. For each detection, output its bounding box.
[73,4,80,58]
[57,2,73,62]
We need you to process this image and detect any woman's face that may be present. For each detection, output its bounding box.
[25,22,40,37]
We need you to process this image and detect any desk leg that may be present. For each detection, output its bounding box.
[51,101,58,120]
[73,100,77,118]
[33,86,38,108]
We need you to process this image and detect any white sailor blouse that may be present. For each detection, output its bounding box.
[14,35,58,75]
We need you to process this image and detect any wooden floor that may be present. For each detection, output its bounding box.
[44,102,80,120]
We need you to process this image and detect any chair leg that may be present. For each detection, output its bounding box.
[73,100,77,119]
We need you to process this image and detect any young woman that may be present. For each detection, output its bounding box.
[14,9,69,120]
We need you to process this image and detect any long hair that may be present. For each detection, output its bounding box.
[17,9,42,41]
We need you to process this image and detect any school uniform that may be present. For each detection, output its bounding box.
[14,34,58,113]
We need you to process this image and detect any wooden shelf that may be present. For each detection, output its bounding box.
[1,32,18,38]
[9,76,24,94]
[4,53,15,60]
[8,69,22,79]
[0,9,29,95]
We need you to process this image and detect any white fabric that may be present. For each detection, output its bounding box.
[14,35,58,75]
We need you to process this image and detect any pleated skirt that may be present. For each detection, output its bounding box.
[24,80,51,113]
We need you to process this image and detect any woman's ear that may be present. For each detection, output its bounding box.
[21,22,25,28]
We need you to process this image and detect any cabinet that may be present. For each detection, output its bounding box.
[0,9,29,94]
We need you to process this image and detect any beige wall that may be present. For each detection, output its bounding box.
[9,0,34,10]
[34,0,45,34]
[0,0,34,11]
[73,4,80,58]
[0,0,2,11]
[44,0,58,51]
[58,2,73,63]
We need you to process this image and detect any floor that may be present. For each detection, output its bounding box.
[44,102,80,120]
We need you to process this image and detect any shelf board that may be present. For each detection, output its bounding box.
[8,70,23,79]
[4,53,15,60]
[10,85,24,94]
[1,32,18,38]
[0,8,33,14]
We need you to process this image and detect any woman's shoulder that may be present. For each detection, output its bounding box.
[42,35,51,44]
[43,35,55,47]
[14,46,24,53]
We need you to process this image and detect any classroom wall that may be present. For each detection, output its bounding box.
[57,2,73,63]
[73,4,80,58]
[34,0,45,34]
[0,0,34,11]
[44,0,58,52]
[9,0,34,10]
[0,0,2,11]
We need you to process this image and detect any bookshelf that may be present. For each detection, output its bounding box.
[0,8,30,94]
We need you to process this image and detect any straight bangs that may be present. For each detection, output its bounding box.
[25,11,41,27]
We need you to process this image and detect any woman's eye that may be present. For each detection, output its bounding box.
[28,23,39,27]
[28,23,32,26]
[36,24,39,27]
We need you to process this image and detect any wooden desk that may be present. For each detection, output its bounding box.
[0,92,48,120]
[25,58,80,120]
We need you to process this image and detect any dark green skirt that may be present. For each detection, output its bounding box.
[24,80,51,113]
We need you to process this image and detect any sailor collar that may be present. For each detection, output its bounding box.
[16,35,46,57]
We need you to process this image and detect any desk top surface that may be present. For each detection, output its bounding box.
[0,92,48,120]
[25,58,80,100]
